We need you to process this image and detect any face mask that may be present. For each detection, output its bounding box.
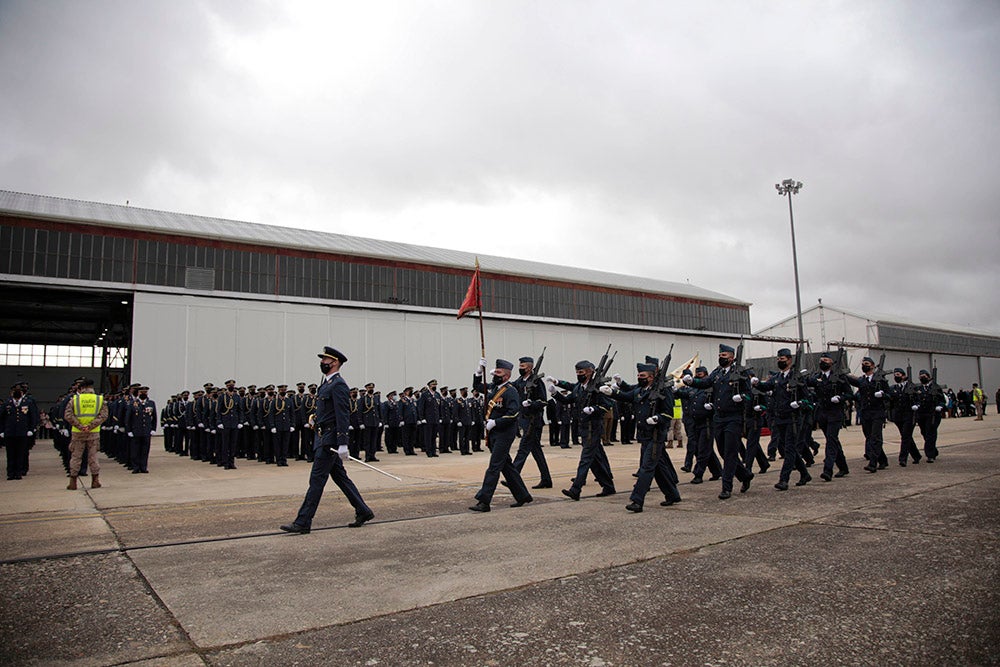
[491,375,503,386]
[862,364,873,373]
[637,377,650,387]
[520,367,531,377]
[576,373,587,382]
[894,376,904,384]
[139,393,148,399]
[777,360,789,370]
[320,361,333,374]
[718,357,731,367]
[920,377,931,385]
[819,361,832,371]
[12,391,22,399]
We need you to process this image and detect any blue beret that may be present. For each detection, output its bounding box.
[862,356,875,364]
[893,368,905,374]
[318,346,348,363]
[719,344,735,354]
[518,357,533,364]
[575,360,595,370]
[682,369,692,377]
[695,366,708,374]
[776,348,792,357]
[919,369,930,376]
[645,356,659,366]
[496,359,514,371]
[637,363,656,373]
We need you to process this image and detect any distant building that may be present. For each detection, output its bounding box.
[748,302,1000,391]
[2,190,750,406]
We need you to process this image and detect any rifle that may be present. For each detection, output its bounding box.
[872,352,889,386]
[587,344,617,405]
[787,343,805,442]
[651,343,675,398]
[729,338,754,391]
[523,346,546,400]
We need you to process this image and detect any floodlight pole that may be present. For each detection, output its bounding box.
[776,179,805,347]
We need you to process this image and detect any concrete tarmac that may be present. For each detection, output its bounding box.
[1,416,998,666]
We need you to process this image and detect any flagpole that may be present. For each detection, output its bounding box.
[476,258,485,357]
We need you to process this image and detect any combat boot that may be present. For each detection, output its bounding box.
[67,476,78,490]
[91,475,102,488]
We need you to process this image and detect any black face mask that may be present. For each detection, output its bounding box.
[637,377,650,387]
[491,375,503,386]
[894,376,904,384]
[819,361,832,371]
[718,357,731,367]
[862,364,873,373]
[320,361,333,374]
[139,393,148,400]
[576,373,587,382]
[520,368,531,377]
[777,360,789,370]
[11,391,22,399]
[920,377,931,385]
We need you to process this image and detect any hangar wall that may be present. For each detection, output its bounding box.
[131,291,732,407]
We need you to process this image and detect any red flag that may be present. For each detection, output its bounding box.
[457,261,481,319]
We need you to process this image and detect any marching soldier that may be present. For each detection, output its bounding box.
[754,350,812,490]
[675,367,722,483]
[469,358,533,512]
[511,356,553,488]
[913,370,946,462]
[888,368,921,465]
[805,352,853,482]
[846,357,891,473]
[682,344,754,500]
[280,346,374,533]
[548,360,616,501]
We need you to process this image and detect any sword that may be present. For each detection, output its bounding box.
[347,455,402,481]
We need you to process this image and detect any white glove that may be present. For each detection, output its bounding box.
[61,429,69,437]
[750,376,760,385]
[126,431,133,437]
[486,419,496,431]
[646,416,660,425]
[457,422,462,427]
[543,375,557,385]
[290,427,295,432]
[398,421,404,427]
[935,406,943,412]
[682,375,694,385]
[0,433,4,439]
[522,400,532,407]
[26,430,33,437]
[418,419,426,425]
[612,373,622,385]
[211,430,217,435]
[360,424,365,430]
[349,425,354,430]
[912,405,919,411]
[831,396,841,404]
[704,402,714,410]
[790,401,799,409]
[598,385,613,395]
[337,445,349,461]
[377,423,382,428]
[253,425,259,430]
[113,426,119,433]
[188,426,194,430]
[620,417,625,422]
[753,405,763,412]
[198,423,204,428]
[582,406,595,415]
[237,423,243,429]
[151,430,157,436]
[271,427,277,434]
[874,390,884,398]
[217,424,224,430]
[732,394,743,403]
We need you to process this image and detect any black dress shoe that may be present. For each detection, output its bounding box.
[631,472,639,478]
[500,480,509,488]
[625,502,643,513]
[864,465,877,473]
[767,455,776,462]
[348,510,375,527]
[561,488,580,501]
[660,499,677,507]
[708,475,721,481]
[690,477,703,484]
[834,470,849,478]
[469,502,491,512]
[877,463,888,470]
[131,469,141,474]
[912,457,921,464]
[774,482,789,491]
[898,461,907,467]
[718,491,732,500]
[758,464,770,474]
[365,457,379,463]
[926,457,936,462]
[796,474,811,486]
[820,471,832,482]
[280,523,310,534]
[740,473,754,493]
[595,488,616,497]
[510,497,533,508]
[680,466,692,473]
[532,482,553,489]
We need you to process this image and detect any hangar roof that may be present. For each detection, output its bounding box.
[0,189,748,307]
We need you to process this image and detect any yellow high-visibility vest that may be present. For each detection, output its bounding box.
[673,398,683,420]
[72,393,104,432]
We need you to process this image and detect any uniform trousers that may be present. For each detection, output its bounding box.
[512,420,552,484]
[816,415,848,476]
[475,429,531,505]
[774,420,809,485]
[293,441,371,529]
[630,437,681,506]
[860,415,888,467]
[568,421,615,494]
[130,435,151,473]
[691,417,721,479]
[893,415,921,463]
[5,436,28,479]
[712,416,753,493]
[916,413,940,459]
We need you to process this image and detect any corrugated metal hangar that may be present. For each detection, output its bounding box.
[749,302,1000,391]
[1,190,751,408]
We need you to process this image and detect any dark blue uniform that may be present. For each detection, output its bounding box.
[687,365,753,496]
[472,373,531,508]
[292,371,372,529]
[674,384,721,481]
[216,390,245,469]
[511,374,552,487]
[889,378,920,465]
[756,369,811,487]
[805,370,853,480]
[126,396,157,473]
[847,372,890,471]
[554,376,615,498]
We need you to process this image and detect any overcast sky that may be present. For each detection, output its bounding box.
[2,0,998,333]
